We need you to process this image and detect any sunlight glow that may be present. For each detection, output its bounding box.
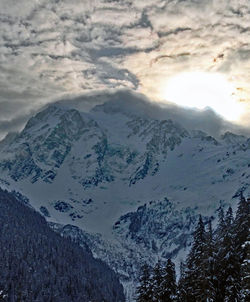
[162,72,244,121]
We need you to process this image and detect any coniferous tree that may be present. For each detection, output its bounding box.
[160,259,177,302]
[0,188,125,302]
[177,261,188,302]
[136,263,153,302]
[241,230,250,301]
[214,206,227,301]
[215,207,226,240]
[203,219,216,301]
[225,206,233,226]
[236,196,250,302]
[214,205,243,301]
[234,194,249,261]
[137,198,249,302]
[223,207,241,302]
[152,261,164,302]
[183,215,207,301]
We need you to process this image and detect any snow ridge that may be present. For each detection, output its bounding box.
[0,100,249,301]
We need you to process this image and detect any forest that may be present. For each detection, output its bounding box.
[136,194,250,302]
[0,188,125,302]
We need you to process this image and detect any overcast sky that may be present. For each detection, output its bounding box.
[1,0,250,138]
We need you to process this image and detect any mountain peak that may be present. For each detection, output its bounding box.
[221,131,247,144]
[91,89,157,118]
[23,104,64,132]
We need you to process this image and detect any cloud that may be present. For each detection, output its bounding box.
[0,0,250,138]
[57,89,250,138]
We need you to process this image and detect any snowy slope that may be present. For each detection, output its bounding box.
[0,96,249,301]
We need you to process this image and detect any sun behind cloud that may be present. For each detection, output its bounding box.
[161,72,244,122]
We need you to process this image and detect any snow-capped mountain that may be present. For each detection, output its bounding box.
[0,93,249,300]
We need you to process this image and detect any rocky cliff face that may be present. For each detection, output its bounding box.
[0,97,249,300]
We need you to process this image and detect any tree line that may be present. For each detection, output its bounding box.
[136,194,249,301]
[0,188,125,302]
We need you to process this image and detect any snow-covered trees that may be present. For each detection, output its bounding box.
[136,259,177,302]
[137,195,250,302]
[160,259,177,301]
[235,195,250,302]
[179,199,249,302]
[220,207,241,301]
[182,215,208,301]
[152,261,164,301]
[241,231,250,301]
[136,263,153,302]
[0,188,125,302]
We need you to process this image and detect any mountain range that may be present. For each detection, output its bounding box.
[0,91,249,300]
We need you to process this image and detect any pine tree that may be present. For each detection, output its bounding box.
[215,207,226,241]
[214,207,227,301]
[177,197,249,302]
[160,259,177,301]
[183,215,207,301]
[236,196,250,302]
[241,230,250,301]
[0,188,125,302]
[223,207,241,302]
[203,219,216,301]
[234,195,249,261]
[136,263,153,302]
[152,261,163,302]
[177,261,188,302]
[225,206,233,226]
